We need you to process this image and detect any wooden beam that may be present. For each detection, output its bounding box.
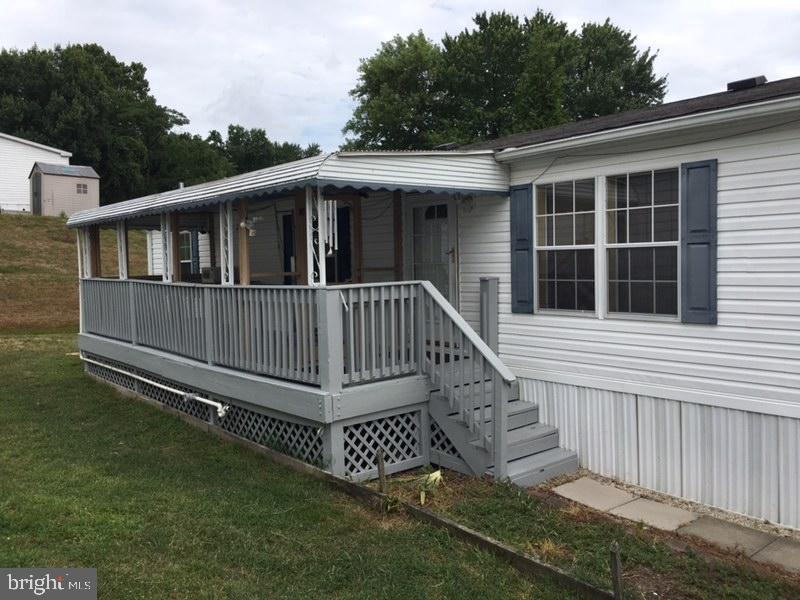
[393,191,403,280]
[237,200,251,285]
[294,189,307,286]
[88,225,102,278]
[352,195,363,283]
[117,221,129,280]
[169,213,181,282]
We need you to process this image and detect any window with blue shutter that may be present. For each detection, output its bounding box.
[680,159,718,324]
[510,185,534,313]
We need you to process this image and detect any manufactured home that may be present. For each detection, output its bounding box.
[68,75,800,529]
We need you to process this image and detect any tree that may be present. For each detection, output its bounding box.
[0,44,322,204]
[211,125,320,174]
[343,32,446,150]
[343,11,667,149]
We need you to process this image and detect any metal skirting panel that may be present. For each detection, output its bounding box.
[521,378,800,530]
[85,354,325,467]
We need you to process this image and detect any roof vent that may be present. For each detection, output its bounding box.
[727,75,767,92]
[434,142,458,151]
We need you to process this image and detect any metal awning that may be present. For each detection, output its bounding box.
[67,150,509,228]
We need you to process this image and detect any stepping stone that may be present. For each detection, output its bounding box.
[679,516,776,556]
[553,477,637,512]
[753,538,800,574]
[610,498,697,531]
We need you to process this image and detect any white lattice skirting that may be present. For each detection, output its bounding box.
[85,355,325,467]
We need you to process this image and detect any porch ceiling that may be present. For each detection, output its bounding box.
[66,150,509,228]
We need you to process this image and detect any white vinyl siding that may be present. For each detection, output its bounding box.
[0,135,70,212]
[491,122,800,418]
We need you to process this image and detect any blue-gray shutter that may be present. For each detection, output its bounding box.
[190,231,200,275]
[510,185,534,313]
[681,159,717,324]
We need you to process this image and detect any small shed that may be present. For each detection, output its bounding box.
[29,162,100,217]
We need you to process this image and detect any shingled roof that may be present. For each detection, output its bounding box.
[30,162,99,179]
[462,75,800,152]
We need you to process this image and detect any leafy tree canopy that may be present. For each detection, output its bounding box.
[0,44,320,204]
[343,10,667,149]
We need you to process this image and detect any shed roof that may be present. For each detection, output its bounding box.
[462,75,800,151]
[0,132,72,157]
[67,150,507,228]
[30,162,99,179]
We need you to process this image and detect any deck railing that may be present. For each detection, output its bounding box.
[80,277,515,475]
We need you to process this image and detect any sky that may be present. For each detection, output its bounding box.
[2,0,799,151]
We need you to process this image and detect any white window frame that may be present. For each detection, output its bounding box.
[603,168,681,322]
[533,178,597,316]
[531,164,682,322]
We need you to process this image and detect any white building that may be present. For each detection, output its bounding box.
[0,132,71,213]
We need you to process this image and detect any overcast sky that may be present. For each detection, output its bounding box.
[2,1,799,150]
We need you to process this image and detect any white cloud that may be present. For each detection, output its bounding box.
[1,0,798,150]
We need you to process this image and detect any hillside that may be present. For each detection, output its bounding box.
[0,214,148,333]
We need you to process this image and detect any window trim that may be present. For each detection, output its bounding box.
[533,178,597,314]
[532,164,682,322]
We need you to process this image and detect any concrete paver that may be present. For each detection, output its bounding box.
[678,516,776,556]
[610,497,697,531]
[753,538,800,574]
[553,477,637,512]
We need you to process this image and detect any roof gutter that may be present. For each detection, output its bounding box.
[493,95,800,163]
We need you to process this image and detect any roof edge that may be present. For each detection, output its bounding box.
[0,132,72,157]
[494,94,800,162]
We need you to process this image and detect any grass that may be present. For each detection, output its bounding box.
[0,214,147,333]
[382,472,800,599]
[0,333,573,599]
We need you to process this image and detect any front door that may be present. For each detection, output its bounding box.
[407,199,457,304]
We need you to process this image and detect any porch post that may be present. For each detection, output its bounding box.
[479,276,499,353]
[316,187,327,286]
[159,214,172,282]
[237,199,251,285]
[304,186,316,285]
[76,230,85,334]
[393,190,403,280]
[219,201,235,285]
[294,189,307,285]
[116,221,129,280]
[88,225,101,278]
[317,289,343,393]
[169,213,181,282]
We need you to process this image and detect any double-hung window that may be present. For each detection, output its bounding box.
[535,179,595,311]
[606,169,679,316]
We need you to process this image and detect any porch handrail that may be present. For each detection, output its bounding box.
[419,281,515,383]
[418,280,514,479]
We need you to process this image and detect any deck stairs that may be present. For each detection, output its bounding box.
[427,358,578,486]
[417,281,577,486]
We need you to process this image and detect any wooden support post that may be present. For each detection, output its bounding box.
[610,541,623,598]
[238,200,250,285]
[480,277,499,353]
[376,448,387,494]
[169,213,181,282]
[317,289,343,393]
[352,195,363,283]
[492,383,509,480]
[88,225,102,278]
[294,190,307,285]
[116,221,129,280]
[393,190,403,280]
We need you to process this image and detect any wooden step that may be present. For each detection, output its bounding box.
[478,423,559,462]
[446,399,539,430]
[500,448,579,487]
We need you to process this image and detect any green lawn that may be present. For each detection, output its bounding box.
[0,334,570,599]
